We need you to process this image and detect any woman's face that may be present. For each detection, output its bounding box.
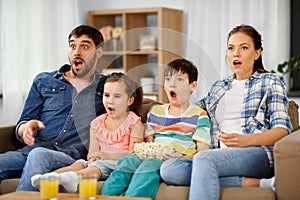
[226,32,261,80]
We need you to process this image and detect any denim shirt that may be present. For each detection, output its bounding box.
[15,64,108,160]
[197,71,292,167]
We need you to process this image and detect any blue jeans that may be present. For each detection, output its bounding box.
[0,147,75,191]
[161,158,247,187]
[189,147,274,200]
[160,158,192,186]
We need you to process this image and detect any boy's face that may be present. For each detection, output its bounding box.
[164,71,197,105]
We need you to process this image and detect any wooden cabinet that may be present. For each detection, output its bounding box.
[88,8,183,103]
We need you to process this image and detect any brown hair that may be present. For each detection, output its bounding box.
[227,24,267,73]
[164,58,198,83]
[105,72,143,116]
[68,25,104,49]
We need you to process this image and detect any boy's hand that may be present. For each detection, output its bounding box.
[20,120,45,147]
[163,152,184,160]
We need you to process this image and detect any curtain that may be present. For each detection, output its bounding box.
[184,0,290,102]
[0,0,79,125]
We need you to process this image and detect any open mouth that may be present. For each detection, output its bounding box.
[75,60,83,66]
[108,107,116,112]
[73,58,84,69]
[170,91,177,98]
[233,60,242,65]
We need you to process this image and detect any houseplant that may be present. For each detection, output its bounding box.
[271,54,300,74]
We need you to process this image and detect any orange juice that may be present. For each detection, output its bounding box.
[79,177,97,199]
[40,178,59,200]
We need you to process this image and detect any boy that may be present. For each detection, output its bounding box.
[101,58,211,200]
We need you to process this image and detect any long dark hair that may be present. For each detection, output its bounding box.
[227,24,268,73]
[105,72,143,116]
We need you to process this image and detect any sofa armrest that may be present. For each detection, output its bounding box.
[0,125,20,153]
[274,129,300,200]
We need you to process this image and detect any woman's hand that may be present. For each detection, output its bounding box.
[218,131,251,147]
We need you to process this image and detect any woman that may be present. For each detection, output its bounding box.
[160,24,292,200]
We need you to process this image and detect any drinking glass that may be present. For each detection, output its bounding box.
[40,176,59,200]
[79,173,98,200]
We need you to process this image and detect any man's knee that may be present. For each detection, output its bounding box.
[27,147,53,162]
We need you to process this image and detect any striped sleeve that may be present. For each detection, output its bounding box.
[192,108,211,146]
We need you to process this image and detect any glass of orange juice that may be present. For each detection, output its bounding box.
[40,176,59,200]
[79,173,98,200]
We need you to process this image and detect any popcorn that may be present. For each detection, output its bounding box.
[134,142,176,160]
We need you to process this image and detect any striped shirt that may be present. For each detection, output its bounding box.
[196,71,292,166]
[145,104,210,156]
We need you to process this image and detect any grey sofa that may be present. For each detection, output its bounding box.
[0,100,300,200]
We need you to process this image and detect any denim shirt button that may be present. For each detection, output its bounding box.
[70,114,73,118]
[63,130,67,133]
[54,142,58,145]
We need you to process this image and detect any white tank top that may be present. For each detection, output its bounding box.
[215,79,246,148]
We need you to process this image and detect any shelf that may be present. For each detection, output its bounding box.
[88,8,183,103]
[102,50,159,56]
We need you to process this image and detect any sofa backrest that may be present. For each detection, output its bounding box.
[288,100,300,131]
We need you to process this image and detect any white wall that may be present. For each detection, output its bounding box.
[1,0,299,125]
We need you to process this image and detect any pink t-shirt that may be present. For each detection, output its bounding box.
[90,111,142,153]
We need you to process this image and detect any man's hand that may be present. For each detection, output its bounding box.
[19,120,45,146]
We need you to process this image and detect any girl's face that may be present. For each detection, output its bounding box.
[227,32,261,80]
[103,81,134,119]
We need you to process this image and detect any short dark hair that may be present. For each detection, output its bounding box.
[164,58,198,83]
[68,25,104,48]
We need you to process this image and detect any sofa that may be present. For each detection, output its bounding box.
[0,100,300,200]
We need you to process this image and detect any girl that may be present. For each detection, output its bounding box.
[31,72,144,192]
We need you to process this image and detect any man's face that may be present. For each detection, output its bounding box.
[68,34,102,79]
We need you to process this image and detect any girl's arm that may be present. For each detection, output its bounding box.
[87,128,100,162]
[128,120,144,151]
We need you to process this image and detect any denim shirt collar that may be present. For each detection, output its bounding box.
[53,64,104,87]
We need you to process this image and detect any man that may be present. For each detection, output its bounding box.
[0,25,108,191]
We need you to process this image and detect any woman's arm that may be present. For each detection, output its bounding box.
[219,127,288,147]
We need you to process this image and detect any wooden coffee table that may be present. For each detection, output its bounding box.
[0,191,151,200]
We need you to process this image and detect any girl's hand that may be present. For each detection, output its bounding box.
[218,131,251,147]
[163,152,184,160]
[88,152,102,160]
[87,157,97,165]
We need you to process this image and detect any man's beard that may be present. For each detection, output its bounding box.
[71,54,97,78]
